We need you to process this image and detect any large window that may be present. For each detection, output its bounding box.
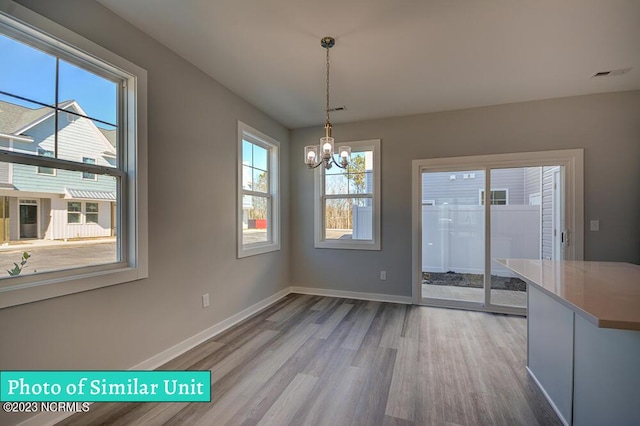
[315,139,381,250]
[0,3,147,308]
[237,121,280,258]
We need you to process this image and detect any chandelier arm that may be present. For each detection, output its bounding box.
[329,154,349,169]
[307,160,325,169]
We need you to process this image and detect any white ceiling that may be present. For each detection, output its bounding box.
[96,0,640,129]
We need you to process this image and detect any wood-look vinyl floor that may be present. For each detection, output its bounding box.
[58,294,560,426]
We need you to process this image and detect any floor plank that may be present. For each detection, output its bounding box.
[58,295,561,426]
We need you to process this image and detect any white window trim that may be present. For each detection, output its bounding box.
[36,148,56,176]
[237,121,280,258]
[85,201,99,224]
[0,2,148,309]
[67,201,83,225]
[314,139,381,250]
[81,156,98,180]
[411,148,584,306]
[479,188,509,205]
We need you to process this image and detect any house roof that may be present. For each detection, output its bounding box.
[0,101,49,134]
[64,188,116,201]
[98,128,117,147]
[0,99,75,135]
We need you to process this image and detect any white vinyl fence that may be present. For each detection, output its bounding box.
[352,205,372,240]
[423,205,540,277]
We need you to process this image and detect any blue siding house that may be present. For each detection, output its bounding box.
[0,99,117,241]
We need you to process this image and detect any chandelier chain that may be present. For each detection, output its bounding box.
[325,44,330,124]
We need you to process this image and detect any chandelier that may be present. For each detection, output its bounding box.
[304,36,351,170]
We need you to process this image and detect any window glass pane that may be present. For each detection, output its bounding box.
[324,197,373,241]
[58,59,117,125]
[68,201,81,212]
[242,140,252,166]
[67,212,81,224]
[57,114,117,167]
[325,173,348,195]
[242,165,253,191]
[242,195,269,245]
[0,33,56,105]
[253,144,268,171]
[0,161,119,279]
[348,172,370,194]
[252,169,268,193]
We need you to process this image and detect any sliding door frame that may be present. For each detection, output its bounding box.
[411,149,584,314]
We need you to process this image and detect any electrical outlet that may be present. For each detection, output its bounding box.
[380,271,387,280]
[590,220,600,231]
[202,293,210,308]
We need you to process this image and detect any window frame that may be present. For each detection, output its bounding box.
[314,139,381,250]
[85,201,99,224]
[67,201,82,224]
[81,156,97,180]
[0,2,148,309]
[237,121,280,258]
[479,188,509,205]
[36,148,56,176]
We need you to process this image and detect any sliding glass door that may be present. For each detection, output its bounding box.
[421,169,486,306]
[413,150,583,315]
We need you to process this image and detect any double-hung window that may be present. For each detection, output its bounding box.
[479,189,509,205]
[237,121,280,257]
[315,139,381,250]
[0,3,147,308]
[82,157,97,180]
[37,148,55,175]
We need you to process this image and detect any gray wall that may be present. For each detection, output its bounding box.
[290,91,640,296]
[0,1,289,424]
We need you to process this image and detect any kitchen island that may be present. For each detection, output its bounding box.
[497,259,640,426]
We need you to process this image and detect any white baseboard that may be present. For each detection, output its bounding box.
[132,287,291,370]
[526,366,570,426]
[290,286,413,304]
[17,287,292,426]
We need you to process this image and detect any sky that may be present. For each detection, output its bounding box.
[0,32,117,128]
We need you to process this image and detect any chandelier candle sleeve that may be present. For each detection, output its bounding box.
[305,146,318,165]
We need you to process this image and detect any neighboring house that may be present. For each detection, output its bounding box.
[0,99,117,241]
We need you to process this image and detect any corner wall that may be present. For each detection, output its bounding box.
[0,1,289,424]
[290,91,640,296]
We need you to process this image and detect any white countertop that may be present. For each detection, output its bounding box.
[496,259,640,331]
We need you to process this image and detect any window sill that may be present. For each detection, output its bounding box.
[238,242,280,258]
[0,265,147,309]
[315,240,381,250]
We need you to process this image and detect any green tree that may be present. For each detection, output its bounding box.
[346,155,366,194]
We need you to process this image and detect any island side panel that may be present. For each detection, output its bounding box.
[528,284,574,425]
[573,314,640,426]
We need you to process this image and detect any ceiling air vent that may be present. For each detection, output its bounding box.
[591,68,632,78]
